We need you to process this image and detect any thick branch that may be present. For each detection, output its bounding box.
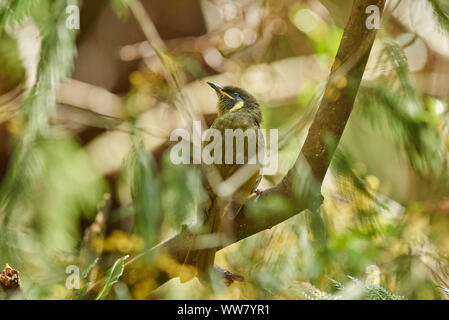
[301,0,385,182]
[137,0,387,288]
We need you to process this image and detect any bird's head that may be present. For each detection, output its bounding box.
[207,81,261,120]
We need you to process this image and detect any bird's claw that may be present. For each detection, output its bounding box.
[222,270,245,287]
[213,265,244,286]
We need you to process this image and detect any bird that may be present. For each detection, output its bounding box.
[190,81,264,282]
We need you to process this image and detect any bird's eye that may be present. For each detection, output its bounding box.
[233,92,240,99]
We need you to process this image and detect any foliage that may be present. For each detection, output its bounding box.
[0,0,449,301]
[429,0,449,34]
[74,258,99,300]
[96,255,129,300]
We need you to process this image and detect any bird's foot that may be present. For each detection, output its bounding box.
[213,265,244,287]
[254,189,263,196]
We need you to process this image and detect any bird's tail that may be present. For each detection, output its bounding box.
[197,196,223,279]
[182,196,223,283]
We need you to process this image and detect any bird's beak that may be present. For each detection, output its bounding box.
[207,81,234,100]
[207,81,222,92]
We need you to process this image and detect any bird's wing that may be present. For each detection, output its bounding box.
[208,113,264,217]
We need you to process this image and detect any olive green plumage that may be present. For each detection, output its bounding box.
[193,82,264,281]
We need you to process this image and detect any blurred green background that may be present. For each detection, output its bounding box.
[1,0,449,300]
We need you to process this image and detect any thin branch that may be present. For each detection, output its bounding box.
[128,0,199,125]
[85,0,387,295]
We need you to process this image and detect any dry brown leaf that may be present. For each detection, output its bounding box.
[0,264,20,289]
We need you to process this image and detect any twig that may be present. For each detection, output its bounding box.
[128,0,198,126]
[82,0,387,296]
[121,0,388,289]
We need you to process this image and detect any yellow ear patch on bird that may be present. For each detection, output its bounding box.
[230,101,244,112]
[219,90,234,100]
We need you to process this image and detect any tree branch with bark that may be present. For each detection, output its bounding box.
[87,0,387,294]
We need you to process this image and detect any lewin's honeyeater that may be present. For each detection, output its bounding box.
[192,82,264,281]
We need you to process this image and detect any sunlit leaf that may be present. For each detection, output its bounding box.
[96,255,129,300]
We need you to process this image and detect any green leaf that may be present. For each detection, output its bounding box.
[74,285,89,300]
[109,0,130,20]
[439,286,449,299]
[124,140,162,249]
[73,258,100,300]
[81,258,99,280]
[95,255,129,300]
[429,0,449,35]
